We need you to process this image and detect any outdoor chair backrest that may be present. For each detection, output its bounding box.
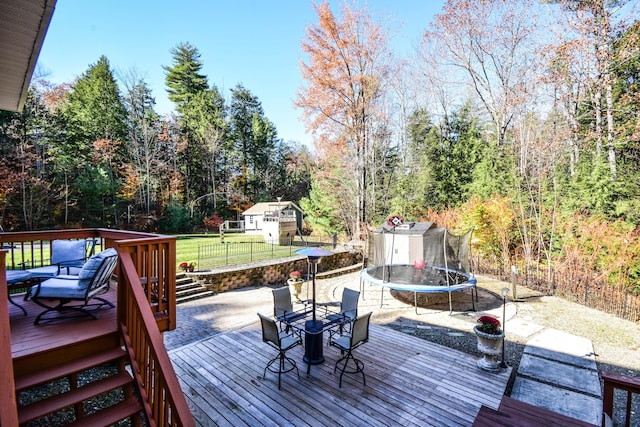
[351,312,372,348]
[341,288,360,320]
[273,287,293,319]
[258,313,280,347]
[78,248,118,297]
[51,238,96,268]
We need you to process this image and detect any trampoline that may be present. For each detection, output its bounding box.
[360,217,477,314]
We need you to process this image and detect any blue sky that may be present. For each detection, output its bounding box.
[36,1,446,147]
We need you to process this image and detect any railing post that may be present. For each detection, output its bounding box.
[0,250,19,426]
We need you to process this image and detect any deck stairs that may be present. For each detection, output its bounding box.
[176,273,214,304]
[13,333,145,426]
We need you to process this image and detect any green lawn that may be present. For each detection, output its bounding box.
[4,232,311,271]
[175,233,275,269]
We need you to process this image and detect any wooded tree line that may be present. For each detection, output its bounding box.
[296,0,639,294]
[0,0,638,294]
[0,43,313,232]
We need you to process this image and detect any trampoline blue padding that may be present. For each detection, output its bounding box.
[360,264,477,313]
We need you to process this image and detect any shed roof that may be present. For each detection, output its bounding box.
[242,201,302,216]
[375,221,436,235]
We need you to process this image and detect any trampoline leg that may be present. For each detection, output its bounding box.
[448,291,453,315]
[471,287,477,311]
[380,286,384,308]
[414,292,418,315]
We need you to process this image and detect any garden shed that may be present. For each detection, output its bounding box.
[242,201,304,238]
[372,221,436,265]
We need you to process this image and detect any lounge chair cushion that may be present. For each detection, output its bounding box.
[79,247,116,278]
[31,248,117,299]
[31,275,89,299]
[27,239,89,278]
[77,248,117,286]
[51,239,86,266]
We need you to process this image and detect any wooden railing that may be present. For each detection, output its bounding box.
[1,229,176,331]
[0,251,19,426]
[118,253,194,426]
[602,370,640,427]
[106,230,176,331]
[0,228,191,425]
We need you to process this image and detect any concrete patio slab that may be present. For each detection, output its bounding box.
[517,353,601,396]
[525,328,597,370]
[511,377,602,425]
[506,318,544,338]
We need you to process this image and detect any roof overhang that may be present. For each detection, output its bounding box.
[0,0,56,112]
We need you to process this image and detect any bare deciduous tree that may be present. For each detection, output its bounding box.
[295,1,393,239]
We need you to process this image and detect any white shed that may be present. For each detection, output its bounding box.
[241,201,304,236]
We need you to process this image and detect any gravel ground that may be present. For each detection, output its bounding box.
[372,275,640,426]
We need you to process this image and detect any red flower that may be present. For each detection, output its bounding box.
[477,315,502,334]
[179,262,188,269]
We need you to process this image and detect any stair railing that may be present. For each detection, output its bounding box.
[117,251,194,426]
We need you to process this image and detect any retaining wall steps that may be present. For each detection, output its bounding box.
[176,274,214,304]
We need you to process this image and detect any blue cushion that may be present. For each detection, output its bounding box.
[26,265,60,278]
[31,276,87,299]
[78,248,117,280]
[51,240,86,266]
[30,248,117,299]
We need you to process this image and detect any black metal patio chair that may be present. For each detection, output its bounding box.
[29,248,118,325]
[258,312,302,390]
[329,311,372,388]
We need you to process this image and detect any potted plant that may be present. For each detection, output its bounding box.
[180,261,197,272]
[287,270,303,301]
[473,315,505,372]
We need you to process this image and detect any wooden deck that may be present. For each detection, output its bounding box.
[169,319,511,426]
[8,274,512,426]
[8,287,117,360]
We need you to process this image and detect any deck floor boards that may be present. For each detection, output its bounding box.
[8,273,512,426]
[9,287,117,359]
[170,320,511,426]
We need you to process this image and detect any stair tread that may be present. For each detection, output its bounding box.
[67,396,143,427]
[176,287,210,295]
[18,371,134,424]
[177,294,214,304]
[176,284,203,291]
[15,347,127,391]
[177,290,213,297]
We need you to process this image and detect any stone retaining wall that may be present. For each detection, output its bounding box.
[187,250,362,294]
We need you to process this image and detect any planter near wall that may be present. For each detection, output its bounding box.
[287,279,303,301]
[473,325,504,372]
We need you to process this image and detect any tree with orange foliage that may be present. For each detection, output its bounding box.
[296,1,393,240]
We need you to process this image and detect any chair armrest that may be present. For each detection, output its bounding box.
[17,260,34,270]
[317,301,340,315]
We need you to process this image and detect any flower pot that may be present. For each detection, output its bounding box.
[188,267,194,272]
[473,325,504,372]
[287,279,303,301]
